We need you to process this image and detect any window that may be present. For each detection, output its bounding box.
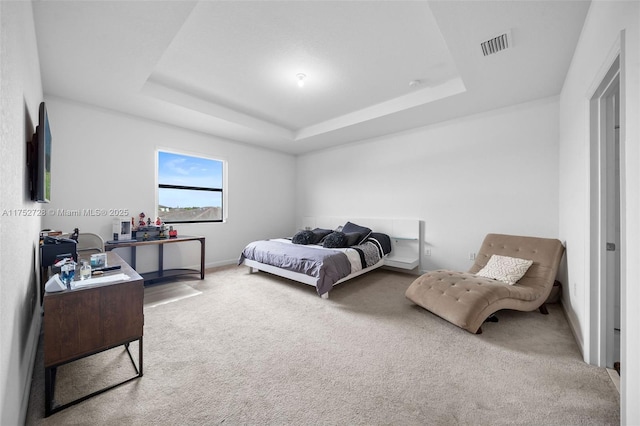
[157,150,224,223]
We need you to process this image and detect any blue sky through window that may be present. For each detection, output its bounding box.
[158,151,223,208]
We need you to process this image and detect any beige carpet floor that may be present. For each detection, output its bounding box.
[26,266,619,425]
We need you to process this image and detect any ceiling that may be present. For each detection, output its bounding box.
[32,1,591,155]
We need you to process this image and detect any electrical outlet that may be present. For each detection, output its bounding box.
[469,252,476,260]
[425,249,431,256]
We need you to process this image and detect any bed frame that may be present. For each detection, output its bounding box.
[244,258,385,298]
[242,217,420,298]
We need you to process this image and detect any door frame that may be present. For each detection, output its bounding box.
[587,39,623,367]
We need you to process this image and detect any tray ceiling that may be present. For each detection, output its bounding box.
[33,1,591,154]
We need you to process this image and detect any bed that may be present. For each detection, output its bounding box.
[238,220,393,298]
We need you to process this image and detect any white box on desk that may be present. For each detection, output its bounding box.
[112,218,131,241]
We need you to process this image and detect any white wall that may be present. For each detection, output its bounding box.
[558,1,640,423]
[42,97,297,272]
[296,96,560,273]
[0,2,45,424]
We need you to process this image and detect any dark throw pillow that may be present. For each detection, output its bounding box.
[310,228,333,244]
[323,231,348,248]
[292,230,315,245]
[344,232,362,247]
[341,221,372,245]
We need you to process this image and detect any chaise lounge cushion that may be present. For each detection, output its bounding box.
[405,233,564,333]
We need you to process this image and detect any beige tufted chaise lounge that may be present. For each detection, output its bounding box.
[405,233,565,334]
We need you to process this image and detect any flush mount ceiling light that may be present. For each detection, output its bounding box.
[296,73,306,88]
[409,79,422,88]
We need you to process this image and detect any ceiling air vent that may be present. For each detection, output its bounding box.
[481,31,511,56]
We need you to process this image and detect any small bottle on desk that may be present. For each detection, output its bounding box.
[80,260,91,280]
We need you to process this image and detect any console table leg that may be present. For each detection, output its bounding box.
[200,240,205,279]
[131,246,137,269]
[105,236,205,283]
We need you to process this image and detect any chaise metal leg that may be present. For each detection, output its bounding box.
[539,304,549,315]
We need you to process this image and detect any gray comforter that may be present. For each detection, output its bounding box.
[238,239,382,295]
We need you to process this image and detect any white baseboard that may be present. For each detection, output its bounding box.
[561,298,584,359]
[206,259,238,269]
[606,368,620,393]
[19,310,42,426]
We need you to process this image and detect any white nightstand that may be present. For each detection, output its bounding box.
[384,236,419,269]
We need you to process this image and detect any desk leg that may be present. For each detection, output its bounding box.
[158,244,164,277]
[124,337,143,376]
[139,336,144,376]
[44,366,57,417]
[47,340,143,416]
[200,239,205,279]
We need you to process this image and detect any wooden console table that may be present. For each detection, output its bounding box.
[44,252,143,416]
[104,235,205,284]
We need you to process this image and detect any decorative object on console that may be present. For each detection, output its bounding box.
[136,225,160,240]
[112,219,132,241]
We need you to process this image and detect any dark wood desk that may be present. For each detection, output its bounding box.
[104,235,205,284]
[44,252,143,416]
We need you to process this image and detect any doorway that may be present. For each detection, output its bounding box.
[605,78,621,370]
[589,54,621,370]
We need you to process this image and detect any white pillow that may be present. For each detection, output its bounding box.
[476,255,533,285]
